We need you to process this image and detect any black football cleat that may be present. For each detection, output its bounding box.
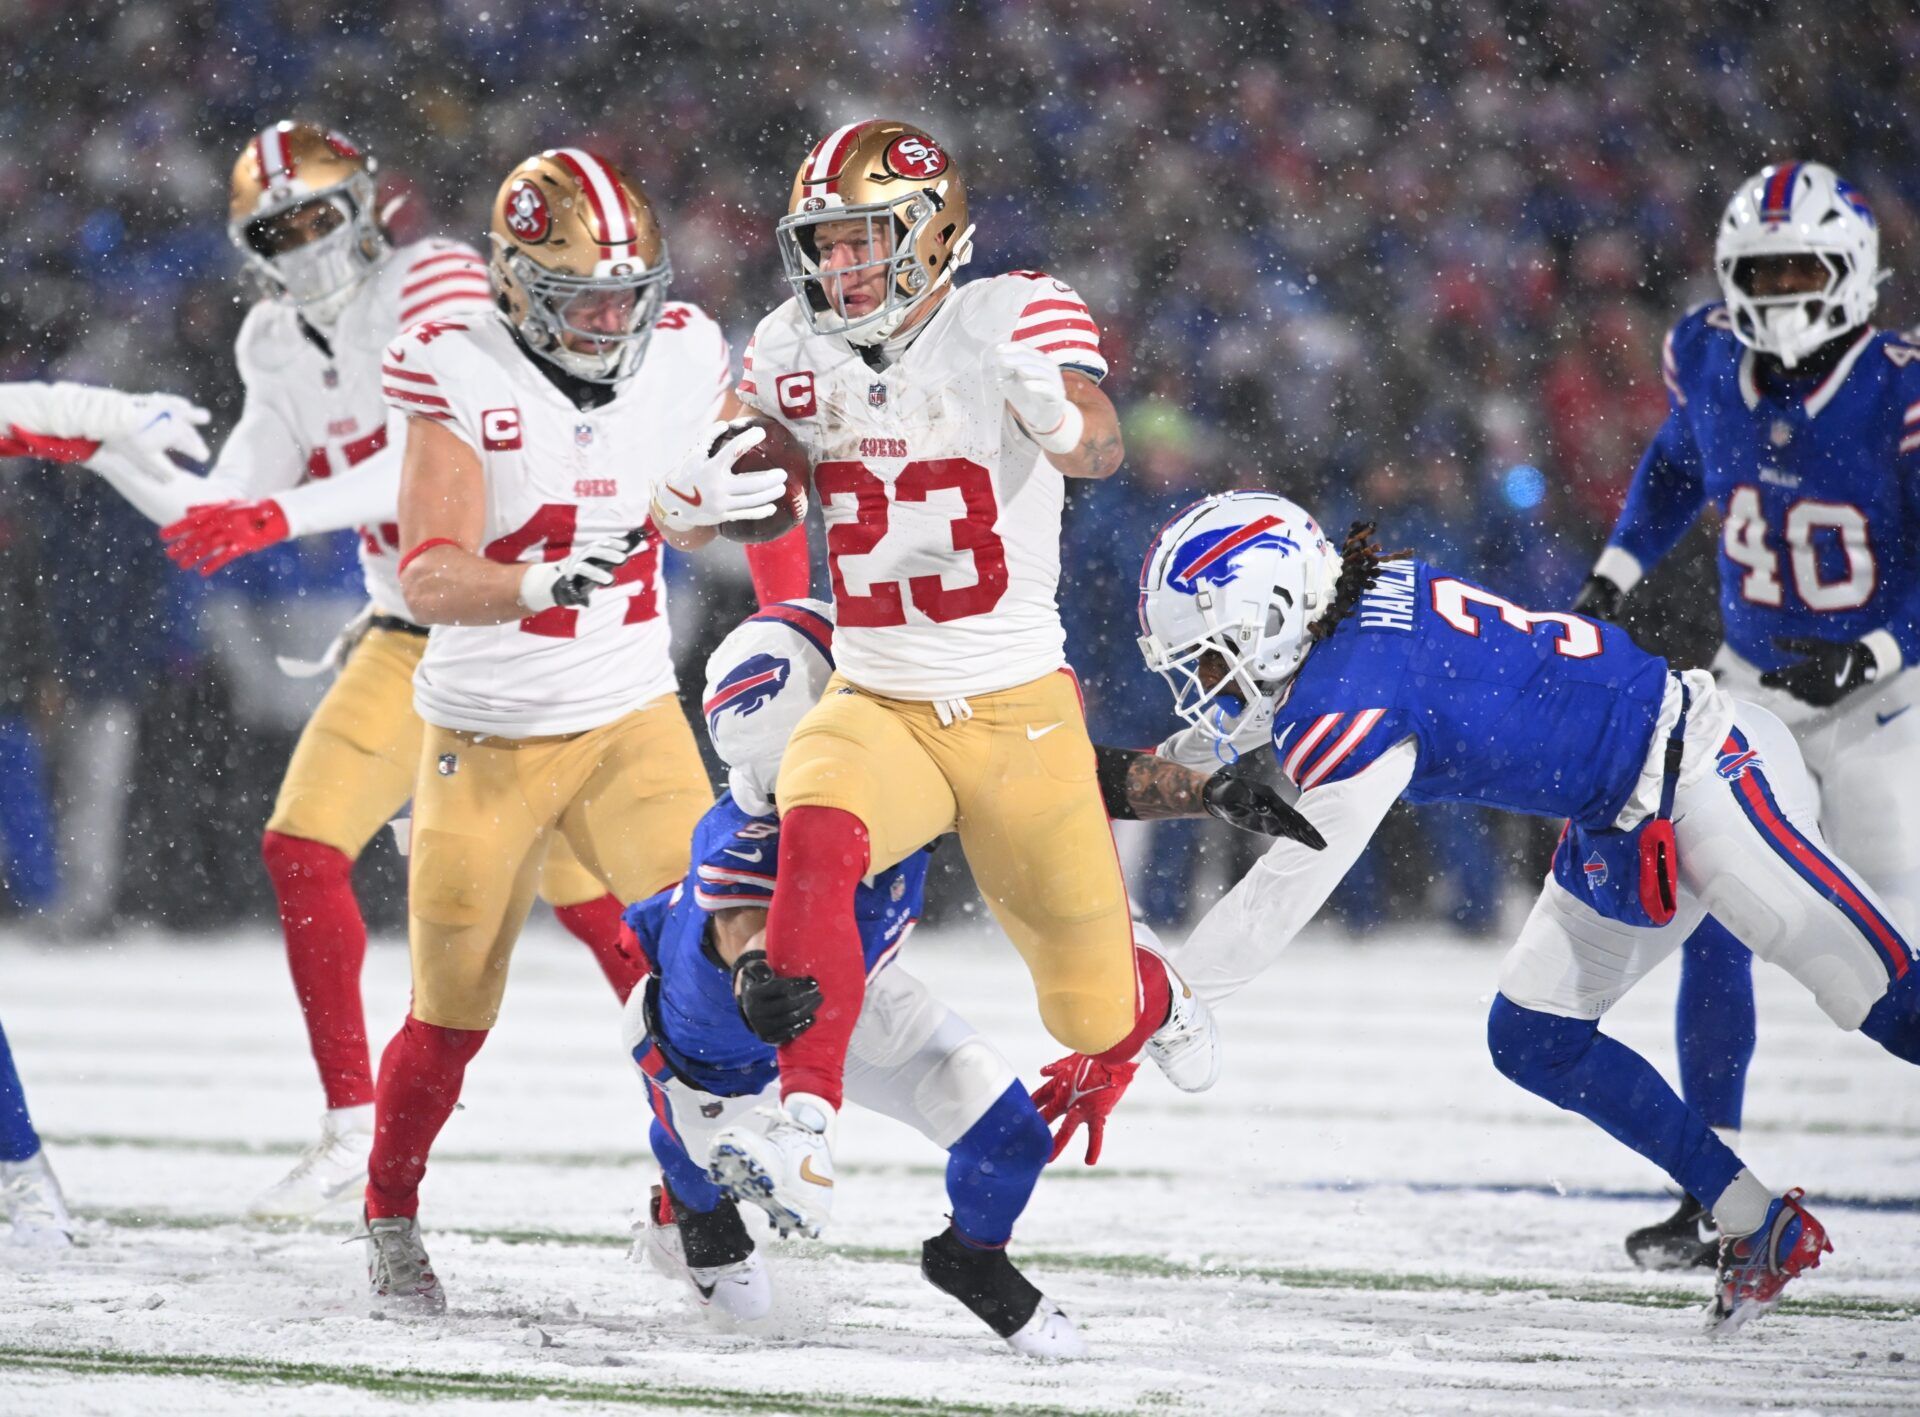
[1626,1192,1719,1271]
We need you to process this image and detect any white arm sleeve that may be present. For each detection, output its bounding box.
[1178,737,1416,1006]
[0,381,90,436]
[276,439,399,537]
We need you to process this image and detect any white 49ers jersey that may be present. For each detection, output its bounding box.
[739,272,1107,699]
[383,305,732,737]
[218,238,493,618]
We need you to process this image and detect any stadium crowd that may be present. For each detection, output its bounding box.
[2,0,1916,934]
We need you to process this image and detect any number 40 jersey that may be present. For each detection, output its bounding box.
[381,305,731,737]
[738,272,1108,699]
[1603,304,1920,675]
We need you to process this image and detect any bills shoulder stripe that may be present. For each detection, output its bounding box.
[1298,708,1386,790]
[1283,713,1344,782]
[1723,729,1910,980]
[1899,431,1920,455]
[1903,400,1920,426]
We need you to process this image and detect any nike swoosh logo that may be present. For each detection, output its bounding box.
[665,484,703,507]
[1026,722,1063,741]
[798,1156,834,1189]
[723,847,764,863]
[1878,705,1913,727]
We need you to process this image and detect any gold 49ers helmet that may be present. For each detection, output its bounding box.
[776,120,974,346]
[489,148,673,384]
[228,121,388,327]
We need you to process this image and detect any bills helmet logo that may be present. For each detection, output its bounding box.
[1717,747,1762,781]
[703,653,791,733]
[883,134,948,181]
[505,179,552,242]
[1835,178,1876,226]
[1167,515,1300,596]
[1583,853,1608,889]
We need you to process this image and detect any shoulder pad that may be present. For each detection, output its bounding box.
[233,301,303,382]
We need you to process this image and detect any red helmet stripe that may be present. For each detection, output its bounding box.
[803,121,871,197]
[256,125,294,185]
[1762,162,1800,222]
[550,148,636,256]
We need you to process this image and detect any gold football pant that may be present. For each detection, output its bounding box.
[407,697,711,1029]
[263,625,610,906]
[775,669,1135,1053]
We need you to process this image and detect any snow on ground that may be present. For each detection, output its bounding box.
[3,918,1918,1415]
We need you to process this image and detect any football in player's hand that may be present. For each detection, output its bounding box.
[716,417,810,544]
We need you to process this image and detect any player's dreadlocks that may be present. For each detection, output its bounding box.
[1309,521,1412,644]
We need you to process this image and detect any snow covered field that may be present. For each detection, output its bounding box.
[3,918,1917,1415]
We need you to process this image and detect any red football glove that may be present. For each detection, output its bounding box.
[162,499,291,575]
[1030,1053,1139,1166]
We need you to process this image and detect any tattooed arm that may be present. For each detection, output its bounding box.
[1050,371,1125,480]
[1094,745,1325,847]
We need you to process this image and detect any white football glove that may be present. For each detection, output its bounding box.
[993,341,1083,454]
[519,528,648,612]
[83,391,212,484]
[651,419,785,533]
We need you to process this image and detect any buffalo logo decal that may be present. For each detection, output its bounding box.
[1167,515,1300,596]
[703,653,792,733]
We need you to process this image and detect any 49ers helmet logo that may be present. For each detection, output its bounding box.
[504,179,551,242]
[882,134,947,181]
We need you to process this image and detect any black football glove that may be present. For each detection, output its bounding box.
[1571,573,1625,623]
[1759,635,1880,708]
[1202,769,1327,850]
[731,949,822,1045]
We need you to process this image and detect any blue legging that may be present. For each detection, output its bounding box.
[0,712,58,911]
[1674,917,1756,1132]
[0,1018,43,1163]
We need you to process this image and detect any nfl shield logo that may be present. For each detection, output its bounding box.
[1770,419,1792,447]
[437,753,458,777]
[700,1101,724,1119]
[575,423,594,447]
[869,382,888,408]
[1582,852,1608,889]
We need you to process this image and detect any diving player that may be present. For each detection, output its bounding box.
[1572,162,1920,1268]
[1041,490,1920,1330]
[75,122,653,1219]
[710,120,1215,1232]
[627,601,1303,1353]
[0,378,212,1246]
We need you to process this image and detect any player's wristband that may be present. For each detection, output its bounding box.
[398,536,461,577]
[1030,401,1085,456]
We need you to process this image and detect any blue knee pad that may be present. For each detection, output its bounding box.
[1487,994,1743,1206]
[946,1083,1050,1249]
[1675,917,1755,1131]
[1860,969,1920,1064]
[0,1018,42,1163]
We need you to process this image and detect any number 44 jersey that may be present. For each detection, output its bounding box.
[739,271,1109,699]
[381,305,732,737]
[1606,304,1920,675]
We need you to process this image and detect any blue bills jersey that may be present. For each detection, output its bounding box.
[622,794,928,1096]
[1607,305,1920,671]
[1270,558,1670,826]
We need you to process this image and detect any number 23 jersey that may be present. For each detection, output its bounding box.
[382,306,732,737]
[738,272,1108,699]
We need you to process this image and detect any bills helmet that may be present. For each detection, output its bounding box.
[1715,161,1881,369]
[228,121,388,327]
[776,120,974,347]
[489,149,673,384]
[701,600,837,816]
[1138,491,1341,741]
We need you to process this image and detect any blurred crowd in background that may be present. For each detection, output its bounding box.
[2,0,1917,938]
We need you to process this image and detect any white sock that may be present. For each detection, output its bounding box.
[1711,1168,1773,1238]
[327,1103,375,1136]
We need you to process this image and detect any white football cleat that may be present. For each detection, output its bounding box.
[2,1149,75,1249]
[641,1186,772,1322]
[249,1106,373,1221]
[363,1214,447,1315]
[708,1092,835,1239]
[1141,947,1221,1092]
[1006,1298,1089,1360]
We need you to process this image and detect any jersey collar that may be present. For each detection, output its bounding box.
[1737,325,1875,419]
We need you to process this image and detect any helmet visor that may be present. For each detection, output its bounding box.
[243,195,349,258]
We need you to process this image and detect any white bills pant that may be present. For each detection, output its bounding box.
[1500,694,1915,1027]
[621,961,1018,1168]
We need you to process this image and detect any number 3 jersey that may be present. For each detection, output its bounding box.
[737,272,1108,699]
[1605,304,1920,674]
[381,305,732,737]
[1266,558,1723,829]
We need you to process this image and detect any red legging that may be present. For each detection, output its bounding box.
[765,806,871,1108]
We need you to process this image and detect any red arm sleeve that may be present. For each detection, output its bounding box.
[743,524,811,606]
